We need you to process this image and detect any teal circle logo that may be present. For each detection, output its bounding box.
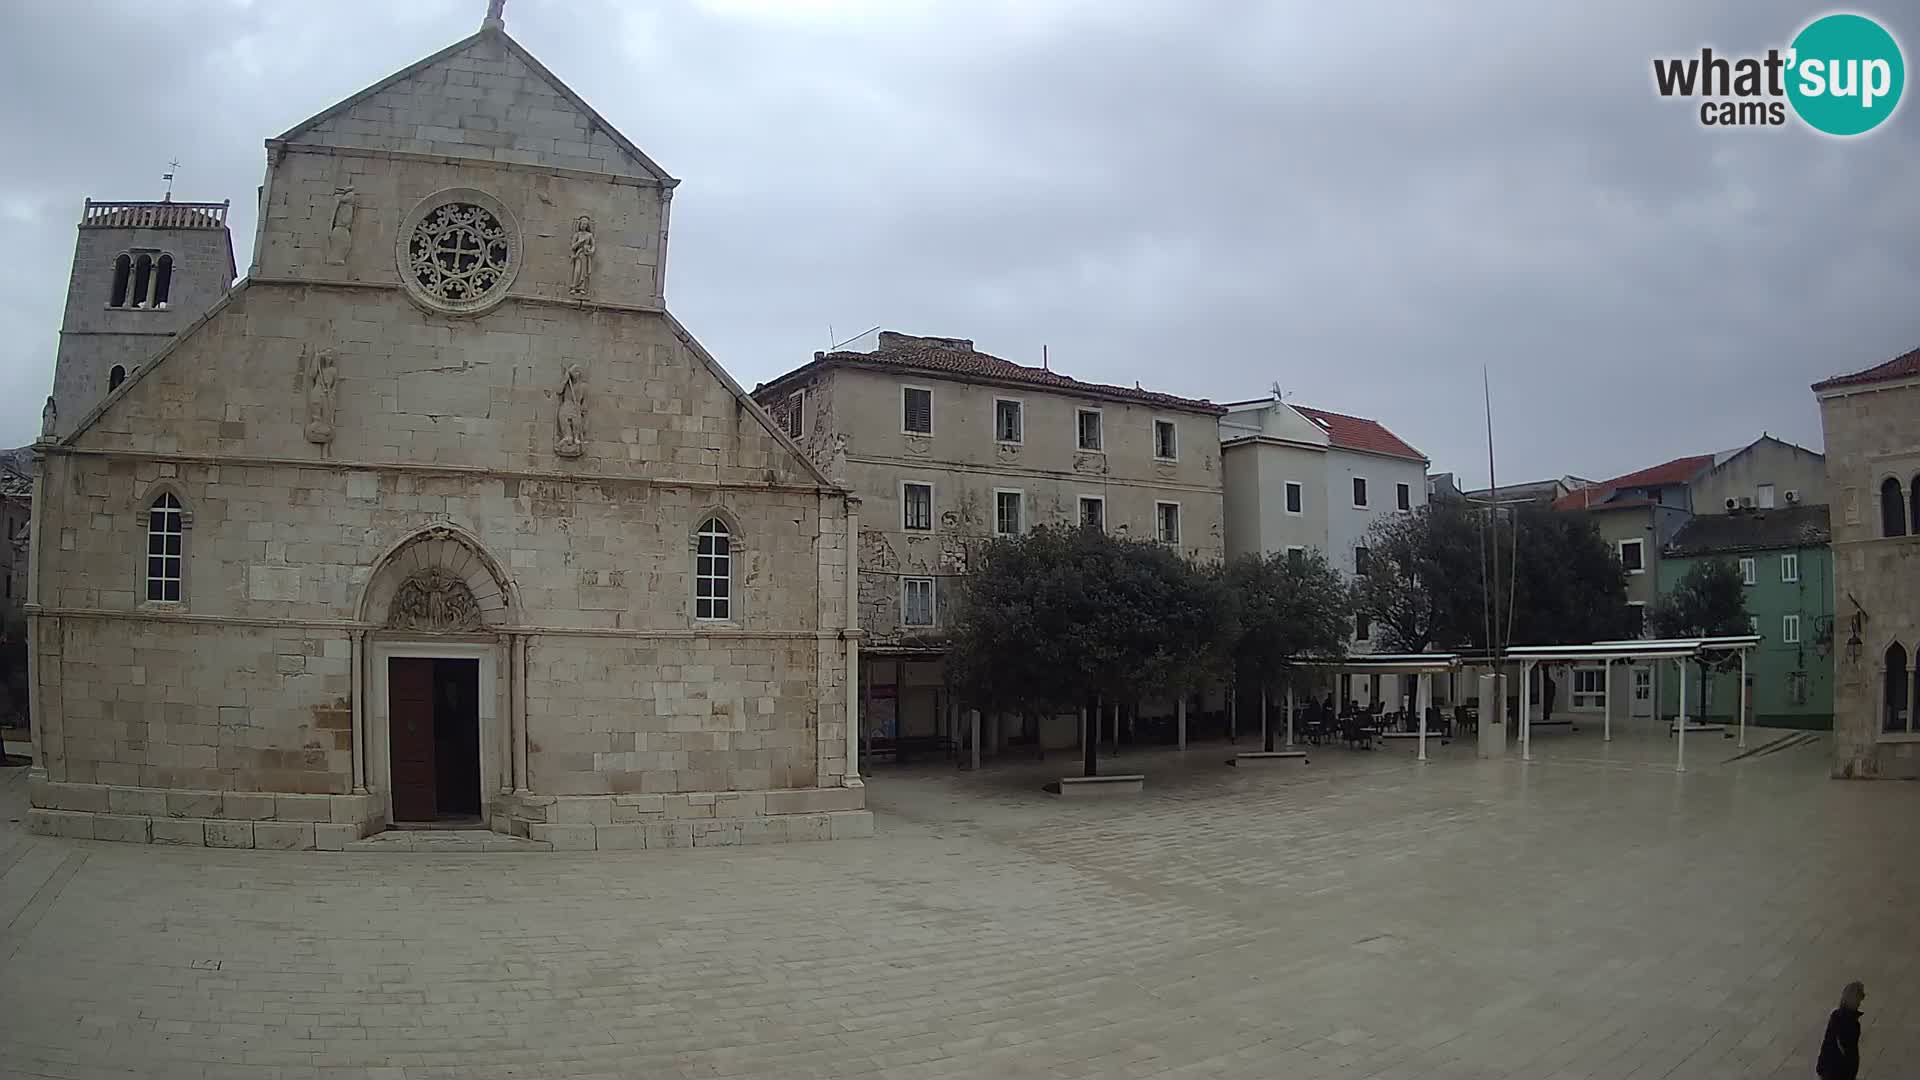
[1787,14,1905,135]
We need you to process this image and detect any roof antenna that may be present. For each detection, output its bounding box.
[1042,344,1049,371]
[1269,380,1284,401]
[482,0,506,31]
[162,159,180,200]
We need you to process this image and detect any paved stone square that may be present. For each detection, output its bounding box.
[2,723,1916,1079]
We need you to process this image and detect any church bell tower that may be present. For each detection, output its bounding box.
[47,197,237,438]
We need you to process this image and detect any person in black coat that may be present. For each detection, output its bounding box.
[1817,980,1866,1079]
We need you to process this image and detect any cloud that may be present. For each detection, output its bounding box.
[1,0,1914,483]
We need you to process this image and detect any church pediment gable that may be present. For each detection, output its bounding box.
[275,28,672,182]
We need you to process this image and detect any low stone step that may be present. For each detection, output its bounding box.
[343,829,553,853]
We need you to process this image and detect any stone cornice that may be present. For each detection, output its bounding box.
[268,139,670,190]
[844,452,1223,497]
[27,606,839,639]
[44,445,836,497]
[243,275,667,316]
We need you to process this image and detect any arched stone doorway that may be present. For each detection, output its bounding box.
[354,525,523,829]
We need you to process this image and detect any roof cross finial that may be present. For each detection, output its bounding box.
[482,0,505,30]
[162,159,180,200]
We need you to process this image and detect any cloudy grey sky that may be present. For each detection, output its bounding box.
[2,0,1915,483]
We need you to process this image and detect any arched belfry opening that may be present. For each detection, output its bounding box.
[355,526,521,827]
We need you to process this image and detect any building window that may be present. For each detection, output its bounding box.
[1756,483,1775,509]
[1572,667,1606,709]
[1627,600,1647,637]
[902,482,933,531]
[1079,496,1105,532]
[1780,553,1799,583]
[902,386,933,435]
[109,365,127,391]
[1285,482,1303,514]
[146,493,183,602]
[1782,614,1801,644]
[1882,476,1907,537]
[109,254,131,307]
[1913,476,1920,538]
[1619,539,1644,574]
[1739,557,1756,586]
[1396,482,1411,511]
[1286,546,1305,569]
[1748,615,1759,635]
[1076,408,1103,452]
[994,490,1023,537]
[902,577,935,627]
[1633,666,1652,702]
[783,391,805,439]
[1354,546,1370,576]
[153,253,174,308]
[1354,612,1370,641]
[994,399,1023,444]
[694,517,731,621]
[1885,642,1911,733]
[1352,477,1368,507]
[1156,501,1181,544]
[1153,419,1177,460]
[1788,670,1809,706]
[131,253,154,309]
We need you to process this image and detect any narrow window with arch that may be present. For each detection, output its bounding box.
[1886,641,1910,733]
[131,253,154,309]
[153,254,174,308]
[146,493,184,602]
[109,365,127,391]
[694,517,731,621]
[1881,476,1907,538]
[109,254,131,307]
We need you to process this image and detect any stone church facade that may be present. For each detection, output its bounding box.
[25,17,868,849]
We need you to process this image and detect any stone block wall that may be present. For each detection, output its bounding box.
[1818,380,1920,778]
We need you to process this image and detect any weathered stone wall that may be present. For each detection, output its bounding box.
[1818,379,1920,778]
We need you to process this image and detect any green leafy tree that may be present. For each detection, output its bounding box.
[1649,558,1752,715]
[1506,509,1637,646]
[1222,549,1351,750]
[947,526,1233,775]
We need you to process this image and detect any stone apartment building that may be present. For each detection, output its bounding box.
[754,332,1225,750]
[1813,344,1920,779]
[26,12,868,850]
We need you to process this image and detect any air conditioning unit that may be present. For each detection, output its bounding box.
[1785,489,1800,503]
[1738,496,1753,508]
[1724,498,1738,511]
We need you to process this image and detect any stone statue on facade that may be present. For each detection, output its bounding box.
[40,396,56,439]
[387,569,483,633]
[554,363,588,457]
[325,187,356,266]
[304,347,338,445]
[568,215,595,296]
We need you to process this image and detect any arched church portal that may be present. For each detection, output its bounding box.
[355,526,522,828]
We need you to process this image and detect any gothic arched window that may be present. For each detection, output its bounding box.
[109,365,127,391]
[694,517,732,621]
[1881,476,1907,538]
[153,254,174,308]
[109,254,131,307]
[146,493,184,602]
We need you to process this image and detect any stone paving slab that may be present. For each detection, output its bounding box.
[0,722,1914,1079]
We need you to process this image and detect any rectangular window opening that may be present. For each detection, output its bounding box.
[901,577,935,627]
[902,387,932,435]
[995,490,1023,537]
[1285,482,1303,514]
[1153,419,1177,460]
[1077,409,1103,452]
[902,482,933,531]
[1156,502,1181,544]
[994,399,1023,444]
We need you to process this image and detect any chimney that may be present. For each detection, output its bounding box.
[877,331,973,353]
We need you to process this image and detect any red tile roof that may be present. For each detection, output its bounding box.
[1550,454,1714,511]
[1289,405,1426,462]
[760,333,1224,413]
[1812,344,1920,391]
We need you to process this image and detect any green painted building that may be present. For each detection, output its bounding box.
[1657,504,1834,729]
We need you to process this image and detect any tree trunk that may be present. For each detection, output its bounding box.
[1083,696,1098,777]
[1263,683,1277,752]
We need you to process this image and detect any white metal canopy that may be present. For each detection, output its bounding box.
[1285,652,1462,761]
[1504,636,1763,770]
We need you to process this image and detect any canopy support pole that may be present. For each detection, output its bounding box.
[1416,670,1430,762]
[1738,650,1748,749]
[1285,681,1296,748]
[1603,658,1613,743]
[1177,695,1187,751]
[1676,658,1688,774]
[1521,660,1533,762]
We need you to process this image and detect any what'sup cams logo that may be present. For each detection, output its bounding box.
[1653,12,1905,135]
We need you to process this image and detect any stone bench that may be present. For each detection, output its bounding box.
[1045,774,1145,797]
[1227,751,1309,767]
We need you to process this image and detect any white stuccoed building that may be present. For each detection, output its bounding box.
[1220,395,1430,707]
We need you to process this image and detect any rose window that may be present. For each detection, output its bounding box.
[407,203,511,304]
